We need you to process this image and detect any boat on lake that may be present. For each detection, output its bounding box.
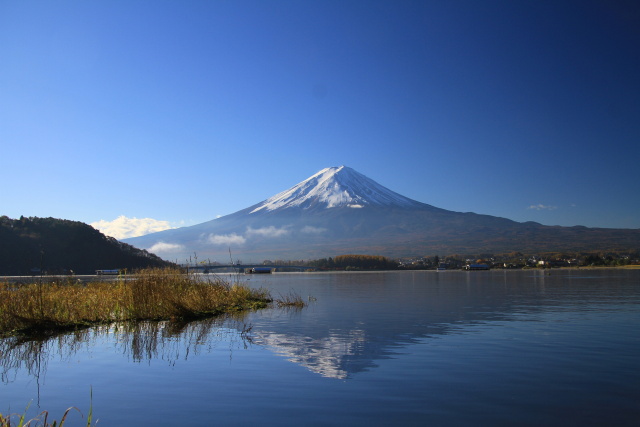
[247,267,273,274]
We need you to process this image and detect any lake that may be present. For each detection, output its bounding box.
[2,269,639,426]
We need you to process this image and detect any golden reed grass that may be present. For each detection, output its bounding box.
[0,268,271,337]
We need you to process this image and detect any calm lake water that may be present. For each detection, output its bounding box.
[2,269,639,426]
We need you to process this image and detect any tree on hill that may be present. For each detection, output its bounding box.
[0,216,172,275]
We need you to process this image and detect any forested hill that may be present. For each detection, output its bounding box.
[0,216,172,275]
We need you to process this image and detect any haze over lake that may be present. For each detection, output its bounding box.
[2,269,639,426]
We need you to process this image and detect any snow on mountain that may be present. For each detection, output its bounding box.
[250,166,422,213]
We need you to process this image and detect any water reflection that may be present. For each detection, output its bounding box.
[1,329,94,386]
[249,320,478,379]
[0,316,253,388]
[2,270,638,426]
[114,317,253,365]
[241,269,640,379]
[3,270,638,387]
[253,328,367,379]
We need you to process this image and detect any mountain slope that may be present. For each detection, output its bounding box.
[0,216,172,275]
[123,166,640,260]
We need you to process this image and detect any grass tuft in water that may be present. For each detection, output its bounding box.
[275,291,307,308]
[0,397,96,427]
[0,268,272,338]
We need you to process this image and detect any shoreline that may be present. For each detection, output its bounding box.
[2,264,640,282]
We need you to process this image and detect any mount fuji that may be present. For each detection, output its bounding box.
[123,166,640,260]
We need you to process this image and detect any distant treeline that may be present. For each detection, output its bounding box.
[265,250,640,271]
[0,216,173,276]
[396,250,640,269]
[308,254,398,270]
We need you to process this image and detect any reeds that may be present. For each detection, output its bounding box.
[0,393,94,427]
[0,268,272,337]
[0,406,87,427]
[275,291,307,308]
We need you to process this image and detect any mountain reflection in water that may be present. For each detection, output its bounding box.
[252,328,366,379]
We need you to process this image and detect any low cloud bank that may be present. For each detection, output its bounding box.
[527,204,557,211]
[148,242,185,254]
[202,225,299,248]
[91,215,175,239]
[206,233,247,245]
[246,226,290,238]
[301,225,327,234]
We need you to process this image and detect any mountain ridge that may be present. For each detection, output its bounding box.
[123,166,640,260]
[0,216,172,275]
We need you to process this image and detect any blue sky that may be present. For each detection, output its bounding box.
[1,0,639,238]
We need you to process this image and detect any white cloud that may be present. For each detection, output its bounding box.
[301,225,327,234]
[148,242,185,254]
[246,226,290,238]
[527,204,557,211]
[206,233,247,245]
[91,215,175,239]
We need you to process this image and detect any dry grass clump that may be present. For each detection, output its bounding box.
[275,291,307,308]
[128,268,272,320]
[0,268,271,337]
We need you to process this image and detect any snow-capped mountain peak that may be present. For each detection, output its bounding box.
[250,166,422,213]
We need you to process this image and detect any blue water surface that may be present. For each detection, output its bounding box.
[1,269,639,426]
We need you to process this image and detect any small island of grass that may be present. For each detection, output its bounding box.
[0,268,275,338]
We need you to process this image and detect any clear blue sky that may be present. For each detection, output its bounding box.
[2,0,639,237]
